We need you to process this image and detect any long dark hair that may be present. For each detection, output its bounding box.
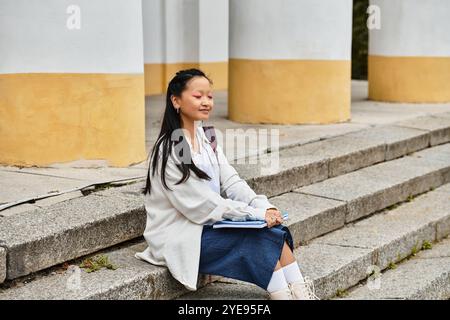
[142,68,213,195]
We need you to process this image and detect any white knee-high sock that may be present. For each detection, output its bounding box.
[266,269,289,293]
[282,261,305,284]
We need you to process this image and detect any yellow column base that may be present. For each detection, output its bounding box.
[228,59,351,124]
[0,73,146,167]
[369,55,450,103]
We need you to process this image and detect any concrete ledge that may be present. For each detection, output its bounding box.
[296,143,450,223]
[0,183,146,280]
[313,194,450,270]
[0,241,219,300]
[342,124,430,161]
[340,237,450,300]
[394,114,450,146]
[242,123,439,197]
[269,192,346,246]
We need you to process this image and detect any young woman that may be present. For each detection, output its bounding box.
[135,68,318,300]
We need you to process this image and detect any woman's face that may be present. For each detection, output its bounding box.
[171,76,214,123]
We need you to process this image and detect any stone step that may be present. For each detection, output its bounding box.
[336,236,450,300]
[294,142,450,224]
[243,114,450,197]
[0,182,146,283]
[176,280,269,300]
[262,142,450,247]
[0,181,449,300]
[0,115,449,284]
[178,238,450,300]
[176,182,450,300]
[0,239,220,300]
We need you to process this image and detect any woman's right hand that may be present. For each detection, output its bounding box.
[265,208,283,228]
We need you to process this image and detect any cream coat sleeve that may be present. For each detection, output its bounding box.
[216,145,279,212]
[159,149,267,225]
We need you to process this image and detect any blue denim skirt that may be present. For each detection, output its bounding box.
[198,224,294,290]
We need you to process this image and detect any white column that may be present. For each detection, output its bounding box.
[228,0,353,124]
[369,0,450,102]
[0,0,146,167]
[142,0,228,96]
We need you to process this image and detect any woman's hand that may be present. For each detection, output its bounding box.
[265,208,283,228]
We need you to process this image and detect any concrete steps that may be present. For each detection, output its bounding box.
[0,114,448,285]
[270,143,450,246]
[244,114,449,197]
[177,182,450,300]
[0,239,221,300]
[0,146,449,299]
[335,236,450,300]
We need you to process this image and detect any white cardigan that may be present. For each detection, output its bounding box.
[135,125,278,291]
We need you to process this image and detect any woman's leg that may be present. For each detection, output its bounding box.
[279,241,296,267]
[278,240,305,283]
[266,242,296,299]
[273,260,282,271]
[266,261,290,298]
[278,241,319,299]
[269,242,296,284]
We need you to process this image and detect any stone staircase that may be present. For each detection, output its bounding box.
[0,113,449,299]
[336,236,450,300]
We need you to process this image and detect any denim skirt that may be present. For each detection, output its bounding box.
[198,224,294,290]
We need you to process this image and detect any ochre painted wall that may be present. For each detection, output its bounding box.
[0,73,146,167]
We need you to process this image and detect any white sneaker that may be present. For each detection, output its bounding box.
[288,277,320,300]
[268,287,294,300]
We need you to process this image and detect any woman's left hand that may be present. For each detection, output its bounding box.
[265,208,284,227]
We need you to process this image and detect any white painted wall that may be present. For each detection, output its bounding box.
[0,0,144,74]
[142,0,165,63]
[142,0,228,64]
[369,0,450,57]
[165,0,199,63]
[229,0,353,60]
[199,0,228,62]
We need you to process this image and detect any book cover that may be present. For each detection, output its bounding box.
[212,211,289,229]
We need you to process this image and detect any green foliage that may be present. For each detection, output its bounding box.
[388,262,397,270]
[336,289,349,298]
[352,0,369,80]
[411,244,419,256]
[79,254,118,273]
[422,241,432,250]
[386,203,400,211]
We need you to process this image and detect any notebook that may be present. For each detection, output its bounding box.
[212,211,289,229]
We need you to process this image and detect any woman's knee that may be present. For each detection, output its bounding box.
[274,260,282,271]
